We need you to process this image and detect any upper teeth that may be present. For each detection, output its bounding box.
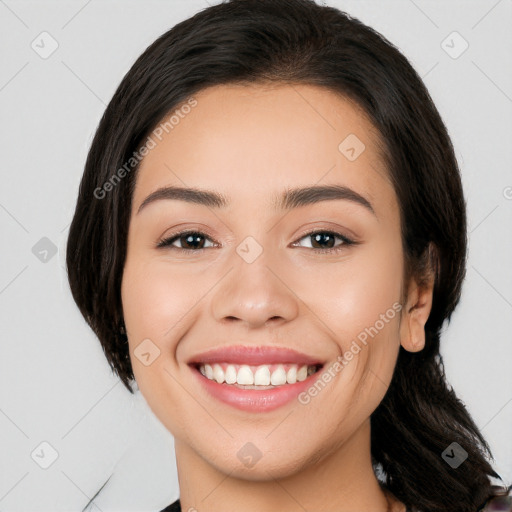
[199,363,317,386]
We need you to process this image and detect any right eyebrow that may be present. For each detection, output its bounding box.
[136,183,376,217]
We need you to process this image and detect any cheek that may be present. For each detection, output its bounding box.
[302,234,404,420]
[121,257,201,417]
[307,241,403,352]
[121,258,199,343]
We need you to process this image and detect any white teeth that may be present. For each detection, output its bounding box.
[237,365,254,385]
[197,363,319,386]
[270,365,287,385]
[254,366,270,385]
[224,364,237,384]
[286,366,297,384]
[212,364,224,384]
[296,365,308,382]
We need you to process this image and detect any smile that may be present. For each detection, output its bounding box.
[197,362,321,388]
[188,345,325,412]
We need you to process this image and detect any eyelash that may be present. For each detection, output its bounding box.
[156,229,356,254]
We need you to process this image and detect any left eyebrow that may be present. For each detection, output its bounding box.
[136,184,376,216]
[276,184,375,216]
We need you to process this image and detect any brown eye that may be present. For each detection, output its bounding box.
[293,230,355,253]
[157,229,356,254]
[157,231,215,251]
[310,232,337,249]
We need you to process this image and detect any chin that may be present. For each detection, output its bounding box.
[201,444,321,482]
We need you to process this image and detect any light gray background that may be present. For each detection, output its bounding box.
[1,1,511,510]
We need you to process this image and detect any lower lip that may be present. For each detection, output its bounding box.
[190,365,322,412]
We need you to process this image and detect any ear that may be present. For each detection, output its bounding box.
[400,252,435,353]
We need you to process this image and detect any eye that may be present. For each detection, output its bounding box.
[157,230,216,251]
[157,229,356,254]
[292,230,355,254]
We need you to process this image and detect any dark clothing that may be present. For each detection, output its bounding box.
[160,488,512,511]
[160,499,181,512]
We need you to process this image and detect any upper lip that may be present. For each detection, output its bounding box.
[188,345,324,366]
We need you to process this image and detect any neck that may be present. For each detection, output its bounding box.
[175,419,396,512]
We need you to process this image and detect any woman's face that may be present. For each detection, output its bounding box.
[121,83,413,479]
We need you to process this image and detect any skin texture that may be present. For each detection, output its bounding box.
[121,84,434,512]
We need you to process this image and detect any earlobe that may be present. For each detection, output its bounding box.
[400,276,434,353]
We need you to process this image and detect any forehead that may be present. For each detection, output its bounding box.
[133,83,394,216]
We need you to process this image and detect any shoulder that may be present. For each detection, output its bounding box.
[159,498,181,512]
[479,486,512,511]
[159,490,512,512]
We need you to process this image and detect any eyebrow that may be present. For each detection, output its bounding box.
[136,184,376,216]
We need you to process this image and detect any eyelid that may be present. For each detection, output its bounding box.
[291,228,355,248]
[156,228,219,249]
[156,227,358,253]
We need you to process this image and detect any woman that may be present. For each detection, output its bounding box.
[67,1,511,510]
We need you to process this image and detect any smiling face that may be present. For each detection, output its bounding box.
[121,83,420,481]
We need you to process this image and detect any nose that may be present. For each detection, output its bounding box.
[210,251,300,329]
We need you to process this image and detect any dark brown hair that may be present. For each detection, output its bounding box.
[66,1,506,510]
